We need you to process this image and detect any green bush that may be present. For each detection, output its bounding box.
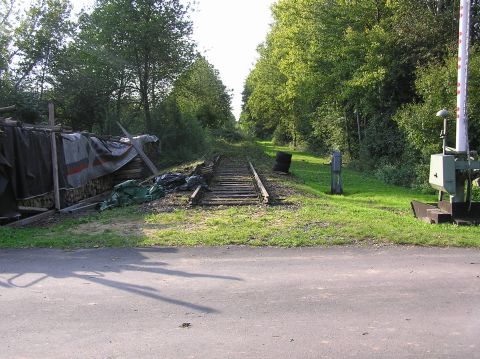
[152,99,212,167]
[472,183,480,202]
[374,162,416,187]
[213,128,244,142]
[272,122,292,146]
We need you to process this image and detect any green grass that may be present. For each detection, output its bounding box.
[2,140,480,248]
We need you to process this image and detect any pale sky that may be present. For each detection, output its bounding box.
[72,0,275,119]
[189,0,275,119]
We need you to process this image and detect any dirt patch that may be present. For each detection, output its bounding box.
[138,192,191,214]
[70,219,167,237]
[30,189,192,229]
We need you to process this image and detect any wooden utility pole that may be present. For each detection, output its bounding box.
[49,103,61,210]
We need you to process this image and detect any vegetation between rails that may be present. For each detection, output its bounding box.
[2,140,480,249]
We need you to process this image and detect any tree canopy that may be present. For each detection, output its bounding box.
[0,0,235,163]
[241,0,480,186]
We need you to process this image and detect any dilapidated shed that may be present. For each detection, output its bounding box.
[0,105,159,224]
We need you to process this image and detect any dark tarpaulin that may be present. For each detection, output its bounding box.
[0,127,67,218]
[0,128,158,219]
[0,127,67,200]
[0,150,18,218]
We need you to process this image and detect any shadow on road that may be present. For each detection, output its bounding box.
[0,247,242,313]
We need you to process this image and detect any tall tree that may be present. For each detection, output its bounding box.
[0,0,14,83]
[13,0,72,99]
[87,0,195,132]
[242,0,457,159]
[173,55,234,129]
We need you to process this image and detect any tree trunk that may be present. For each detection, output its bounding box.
[116,72,125,121]
[136,53,152,133]
[39,57,47,101]
[436,0,443,14]
[141,84,152,133]
[356,108,362,146]
[344,111,352,155]
[375,0,382,23]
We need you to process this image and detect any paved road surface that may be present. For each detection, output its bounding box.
[1,246,480,358]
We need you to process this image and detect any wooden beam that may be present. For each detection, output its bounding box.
[0,105,16,113]
[6,210,56,228]
[59,191,109,214]
[189,185,204,205]
[18,206,49,213]
[49,103,61,211]
[248,161,270,204]
[117,122,159,176]
[65,202,99,214]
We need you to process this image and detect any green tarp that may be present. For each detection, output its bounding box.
[100,180,165,211]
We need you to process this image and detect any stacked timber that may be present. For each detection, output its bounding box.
[112,141,160,184]
[113,156,147,184]
[63,175,114,205]
[17,174,115,209]
[17,193,55,210]
[144,141,160,165]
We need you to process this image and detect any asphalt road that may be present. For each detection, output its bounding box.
[1,246,480,359]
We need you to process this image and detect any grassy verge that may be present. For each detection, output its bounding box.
[1,140,480,248]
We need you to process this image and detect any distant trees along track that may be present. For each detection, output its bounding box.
[190,157,270,206]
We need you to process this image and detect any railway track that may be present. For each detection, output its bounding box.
[190,157,270,206]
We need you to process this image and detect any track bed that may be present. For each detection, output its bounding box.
[194,157,269,206]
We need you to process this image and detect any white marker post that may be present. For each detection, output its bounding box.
[456,0,471,153]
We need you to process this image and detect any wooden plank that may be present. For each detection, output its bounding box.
[117,122,159,176]
[66,202,99,213]
[211,193,256,196]
[211,190,254,193]
[202,201,259,206]
[248,161,270,204]
[0,118,20,127]
[0,105,16,113]
[49,103,61,211]
[189,185,204,205]
[18,206,49,213]
[213,184,252,187]
[59,191,110,214]
[6,210,56,228]
[210,195,258,199]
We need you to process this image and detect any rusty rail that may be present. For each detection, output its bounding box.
[192,156,270,206]
[248,161,270,204]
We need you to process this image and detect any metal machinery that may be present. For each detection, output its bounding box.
[412,0,480,225]
[331,151,343,195]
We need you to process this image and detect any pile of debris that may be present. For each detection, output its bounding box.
[0,104,163,226]
[1,101,221,226]
[99,160,215,211]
